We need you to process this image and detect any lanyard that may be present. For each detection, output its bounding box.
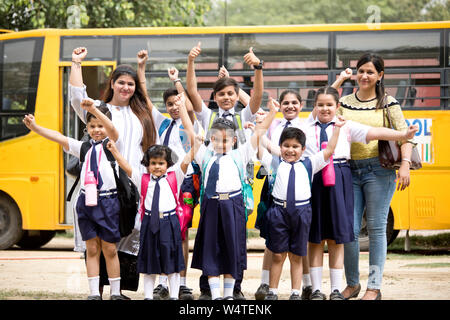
[84,144,103,185]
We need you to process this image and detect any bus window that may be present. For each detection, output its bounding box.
[335,30,441,68]
[226,33,329,71]
[0,38,43,141]
[119,35,221,72]
[61,36,115,61]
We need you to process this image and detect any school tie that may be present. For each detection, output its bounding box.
[221,111,233,120]
[163,120,176,147]
[205,153,224,199]
[278,121,291,145]
[316,122,334,148]
[286,162,296,214]
[150,176,163,234]
[90,140,103,189]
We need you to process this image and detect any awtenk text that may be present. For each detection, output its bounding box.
[178,304,272,317]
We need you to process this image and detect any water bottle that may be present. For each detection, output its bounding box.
[84,171,98,206]
[321,142,335,187]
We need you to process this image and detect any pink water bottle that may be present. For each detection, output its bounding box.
[321,142,335,187]
[84,171,98,206]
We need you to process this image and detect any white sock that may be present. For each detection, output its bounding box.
[180,276,187,286]
[330,268,344,292]
[269,288,278,295]
[144,274,157,299]
[310,266,323,292]
[168,273,180,299]
[87,276,100,296]
[224,278,235,299]
[261,270,270,285]
[302,273,312,288]
[108,277,121,296]
[208,277,221,300]
[159,274,168,288]
[291,289,300,296]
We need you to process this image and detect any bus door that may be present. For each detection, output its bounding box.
[61,63,115,226]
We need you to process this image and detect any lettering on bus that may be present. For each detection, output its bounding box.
[405,118,433,164]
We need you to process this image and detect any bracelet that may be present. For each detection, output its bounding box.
[173,79,181,84]
[402,158,412,164]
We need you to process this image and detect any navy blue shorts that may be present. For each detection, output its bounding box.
[76,192,121,243]
[265,202,312,256]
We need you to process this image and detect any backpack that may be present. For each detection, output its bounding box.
[67,138,139,238]
[199,149,254,220]
[138,171,184,237]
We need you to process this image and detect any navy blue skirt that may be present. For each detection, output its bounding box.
[76,192,121,243]
[191,193,247,279]
[309,162,354,244]
[137,211,185,275]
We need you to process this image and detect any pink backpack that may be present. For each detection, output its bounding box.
[138,172,185,237]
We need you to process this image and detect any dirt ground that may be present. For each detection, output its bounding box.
[0,233,449,300]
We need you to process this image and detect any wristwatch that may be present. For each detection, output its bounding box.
[253,60,264,70]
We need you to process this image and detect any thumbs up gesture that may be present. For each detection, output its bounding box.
[244,47,261,67]
[188,41,202,62]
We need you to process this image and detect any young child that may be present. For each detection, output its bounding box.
[137,49,199,300]
[23,100,125,300]
[107,94,195,300]
[303,86,418,300]
[258,113,344,300]
[181,94,277,300]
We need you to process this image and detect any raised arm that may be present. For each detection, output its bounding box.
[23,114,69,150]
[243,47,263,115]
[250,98,278,150]
[366,124,418,143]
[137,49,156,112]
[176,93,195,173]
[80,99,119,142]
[186,42,205,113]
[69,47,87,87]
[168,67,195,124]
[331,68,352,90]
[106,140,133,178]
[322,117,344,161]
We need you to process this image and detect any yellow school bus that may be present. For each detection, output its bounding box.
[0,21,449,249]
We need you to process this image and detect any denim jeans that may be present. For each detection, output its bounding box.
[344,157,396,289]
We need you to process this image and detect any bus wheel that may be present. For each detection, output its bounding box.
[358,207,399,251]
[0,193,24,250]
[16,230,56,249]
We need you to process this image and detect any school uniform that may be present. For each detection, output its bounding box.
[303,117,370,244]
[260,151,328,256]
[191,141,256,279]
[131,165,186,275]
[64,137,121,243]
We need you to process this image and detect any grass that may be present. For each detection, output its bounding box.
[388,232,450,252]
[0,289,85,300]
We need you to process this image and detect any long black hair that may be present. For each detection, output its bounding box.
[356,53,385,110]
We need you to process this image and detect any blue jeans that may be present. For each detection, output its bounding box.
[344,157,396,290]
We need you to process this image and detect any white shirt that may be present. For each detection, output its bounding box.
[64,137,119,192]
[131,164,185,213]
[152,108,200,175]
[260,151,328,201]
[70,84,156,174]
[302,117,370,160]
[194,141,256,193]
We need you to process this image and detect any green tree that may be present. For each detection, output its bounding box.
[205,0,449,26]
[0,0,211,31]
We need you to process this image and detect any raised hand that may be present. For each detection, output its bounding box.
[22,114,37,131]
[168,67,180,81]
[339,68,352,81]
[405,125,419,140]
[72,47,87,62]
[188,42,202,62]
[243,47,261,67]
[218,65,229,79]
[80,99,96,114]
[137,49,149,66]
[334,115,347,128]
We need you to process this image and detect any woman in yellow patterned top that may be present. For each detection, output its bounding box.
[335,53,415,300]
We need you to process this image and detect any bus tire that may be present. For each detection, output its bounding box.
[16,230,56,249]
[0,193,24,250]
[358,207,399,251]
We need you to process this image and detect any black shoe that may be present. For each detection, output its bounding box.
[233,289,246,300]
[255,283,269,300]
[344,283,361,300]
[198,288,212,300]
[224,296,234,300]
[153,284,170,300]
[87,295,101,300]
[214,297,223,300]
[310,290,327,300]
[120,293,131,300]
[301,285,312,300]
[179,285,194,300]
[110,294,127,300]
[289,292,301,300]
[329,290,345,300]
[264,292,278,300]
